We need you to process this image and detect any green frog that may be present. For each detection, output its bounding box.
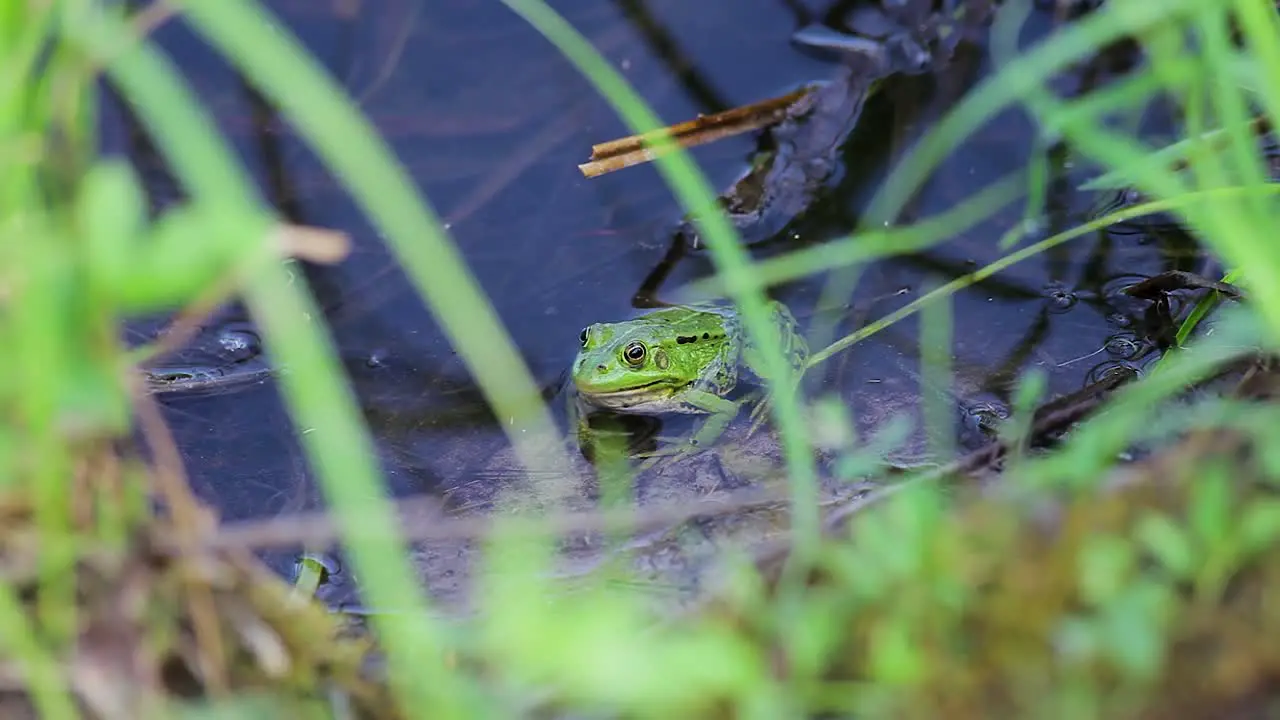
[568,300,809,458]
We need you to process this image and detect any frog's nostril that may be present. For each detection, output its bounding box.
[596,364,607,372]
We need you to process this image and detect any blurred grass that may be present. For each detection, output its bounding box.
[175,0,577,503]
[5,0,1280,716]
[77,12,463,717]
[498,0,822,556]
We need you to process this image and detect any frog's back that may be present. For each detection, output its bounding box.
[694,300,807,384]
[737,300,808,383]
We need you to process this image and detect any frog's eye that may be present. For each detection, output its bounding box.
[623,341,647,366]
[579,328,589,347]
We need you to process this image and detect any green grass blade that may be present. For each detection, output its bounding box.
[68,18,462,719]
[807,183,1280,367]
[689,171,1024,299]
[497,0,821,552]
[919,284,955,463]
[243,261,471,717]
[1234,0,1280,135]
[863,0,1201,227]
[0,583,77,719]
[173,0,576,503]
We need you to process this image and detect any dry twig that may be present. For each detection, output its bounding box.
[578,87,813,178]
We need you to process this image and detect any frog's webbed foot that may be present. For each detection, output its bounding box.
[681,390,741,449]
[633,432,715,471]
[744,390,772,438]
[633,437,722,474]
[634,446,686,474]
[744,376,805,439]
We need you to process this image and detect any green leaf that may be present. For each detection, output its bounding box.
[1135,513,1195,579]
[1229,49,1264,96]
[117,203,271,312]
[1078,535,1135,606]
[1189,469,1232,548]
[78,160,145,302]
[1257,432,1280,485]
[1100,580,1171,681]
[780,593,844,680]
[1239,499,1280,556]
[868,615,923,685]
[1054,615,1099,665]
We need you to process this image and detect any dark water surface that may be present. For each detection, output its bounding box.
[103,1,1199,602]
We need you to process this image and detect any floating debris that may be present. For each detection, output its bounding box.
[576,88,815,178]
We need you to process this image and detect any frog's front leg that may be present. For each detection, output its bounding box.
[689,392,743,449]
[564,387,592,453]
[641,389,741,462]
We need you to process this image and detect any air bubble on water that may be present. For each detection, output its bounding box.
[1106,312,1132,328]
[963,401,1010,435]
[218,328,261,361]
[1085,360,1139,386]
[1044,282,1078,313]
[1103,333,1142,359]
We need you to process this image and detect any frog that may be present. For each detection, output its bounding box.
[567,300,809,460]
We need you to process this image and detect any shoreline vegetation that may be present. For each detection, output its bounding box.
[6,0,1280,717]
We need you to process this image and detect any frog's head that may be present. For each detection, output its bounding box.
[571,315,719,410]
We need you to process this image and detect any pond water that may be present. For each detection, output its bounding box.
[102,0,1204,609]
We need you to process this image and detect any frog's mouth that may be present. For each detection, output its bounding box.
[575,378,681,410]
